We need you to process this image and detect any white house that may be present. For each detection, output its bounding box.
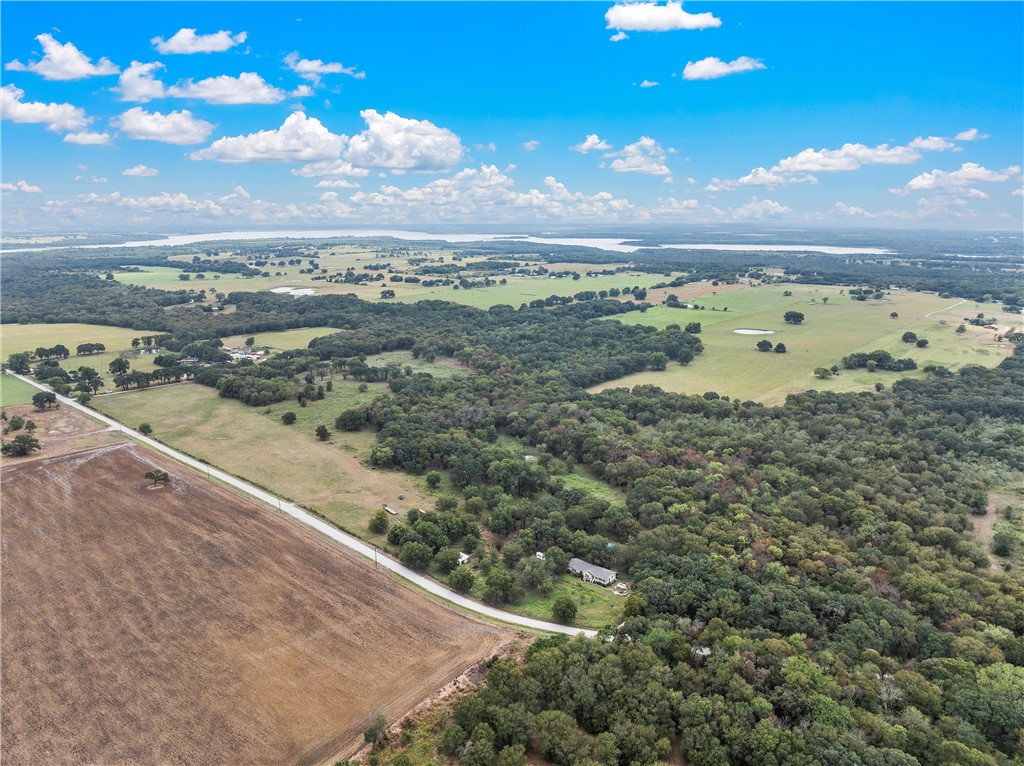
[568,557,617,586]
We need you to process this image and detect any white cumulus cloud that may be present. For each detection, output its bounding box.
[605,2,721,32]
[113,107,213,144]
[571,134,612,154]
[901,162,1021,191]
[773,143,921,173]
[954,128,988,141]
[5,33,118,80]
[191,111,346,163]
[732,198,791,220]
[64,131,111,145]
[639,79,659,88]
[284,52,364,85]
[1,84,90,132]
[907,135,957,151]
[683,56,765,81]
[152,29,247,54]
[523,140,541,151]
[292,159,370,178]
[606,136,671,176]
[610,31,629,42]
[705,167,817,192]
[315,179,360,189]
[114,61,167,102]
[1,179,43,193]
[343,110,463,172]
[123,164,159,177]
[168,72,286,104]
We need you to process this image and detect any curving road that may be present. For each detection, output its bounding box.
[6,372,597,638]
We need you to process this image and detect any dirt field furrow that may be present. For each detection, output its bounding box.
[2,405,510,766]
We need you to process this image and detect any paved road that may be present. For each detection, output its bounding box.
[6,372,597,638]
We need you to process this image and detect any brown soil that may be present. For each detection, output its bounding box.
[1,441,509,766]
[0,403,127,465]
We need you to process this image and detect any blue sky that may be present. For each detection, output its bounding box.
[1,1,1021,232]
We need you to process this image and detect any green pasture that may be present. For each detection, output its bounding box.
[0,372,39,407]
[595,284,1018,404]
[219,326,338,351]
[394,272,655,310]
[470,570,623,630]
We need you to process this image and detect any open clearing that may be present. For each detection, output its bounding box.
[0,372,39,406]
[592,284,1018,404]
[1,405,508,766]
[93,381,432,545]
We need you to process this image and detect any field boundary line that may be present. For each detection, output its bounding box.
[6,371,596,638]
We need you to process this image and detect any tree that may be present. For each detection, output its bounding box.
[425,470,442,490]
[108,358,130,375]
[756,340,774,352]
[363,714,388,748]
[245,337,256,347]
[368,509,390,534]
[5,352,31,373]
[956,324,967,334]
[138,422,153,435]
[774,342,787,353]
[144,469,169,486]
[32,391,58,411]
[380,289,396,299]
[902,331,918,343]
[1,434,41,457]
[399,541,434,570]
[783,311,805,324]
[890,312,899,319]
[684,322,702,334]
[916,338,929,348]
[821,297,829,304]
[281,411,296,425]
[483,570,523,605]
[435,547,463,573]
[315,424,330,441]
[552,595,578,623]
[335,408,366,431]
[448,566,475,593]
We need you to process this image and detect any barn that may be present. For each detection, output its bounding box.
[568,558,617,586]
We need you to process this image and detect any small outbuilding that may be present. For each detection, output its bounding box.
[457,552,471,566]
[568,557,617,586]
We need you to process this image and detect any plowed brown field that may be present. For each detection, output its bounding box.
[1,418,508,766]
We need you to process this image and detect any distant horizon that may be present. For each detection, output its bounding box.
[2,2,1021,231]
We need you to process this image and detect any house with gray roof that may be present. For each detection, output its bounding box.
[568,557,617,586]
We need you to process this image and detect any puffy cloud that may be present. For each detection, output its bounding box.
[648,196,700,217]
[522,140,541,151]
[113,107,213,144]
[705,167,817,192]
[570,134,612,154]
[5,33,118,80]
[123,164,159,177]
[609,31,629,42]
[606,136,671,176]
[732,198,792,220]
[114,61,166,102]
[284,52,364,85]
[315,179,360,188]
[605,2,721,32]
[1,179,43,193]
[954,128,988,141]
[291,84,315,98]
[343,110,463,172]
[1,84,90,132]
[167,72,286,104]
[682,56,765,81]
[63,131,111,145]
[191,111,346,162]
[639,79,659,88]
[900,162,1021,191]
[151,29,247,54]
[292,159,370,178]
[833,201,873,217]
[1013,187,1024,197]
[907,135,957,151]
[773,142,921,173]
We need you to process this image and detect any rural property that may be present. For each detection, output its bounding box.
[1,405,510,766]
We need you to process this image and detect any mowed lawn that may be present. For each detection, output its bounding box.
[0,373,39,406]
[394,273,655,310]
[92,381,431,542]
[593,284,1019,404]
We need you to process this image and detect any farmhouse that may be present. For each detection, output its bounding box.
[568,557,617,586]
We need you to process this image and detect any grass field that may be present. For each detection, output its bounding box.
[219,326,338,351]
[92,381,431,545]
[1,410,507,765]
[0,373,37,407]
[494,574,623,630]
[0,322,160,357]
[593,284,1019,404]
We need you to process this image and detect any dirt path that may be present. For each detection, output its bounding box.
[973,495,1003,573]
